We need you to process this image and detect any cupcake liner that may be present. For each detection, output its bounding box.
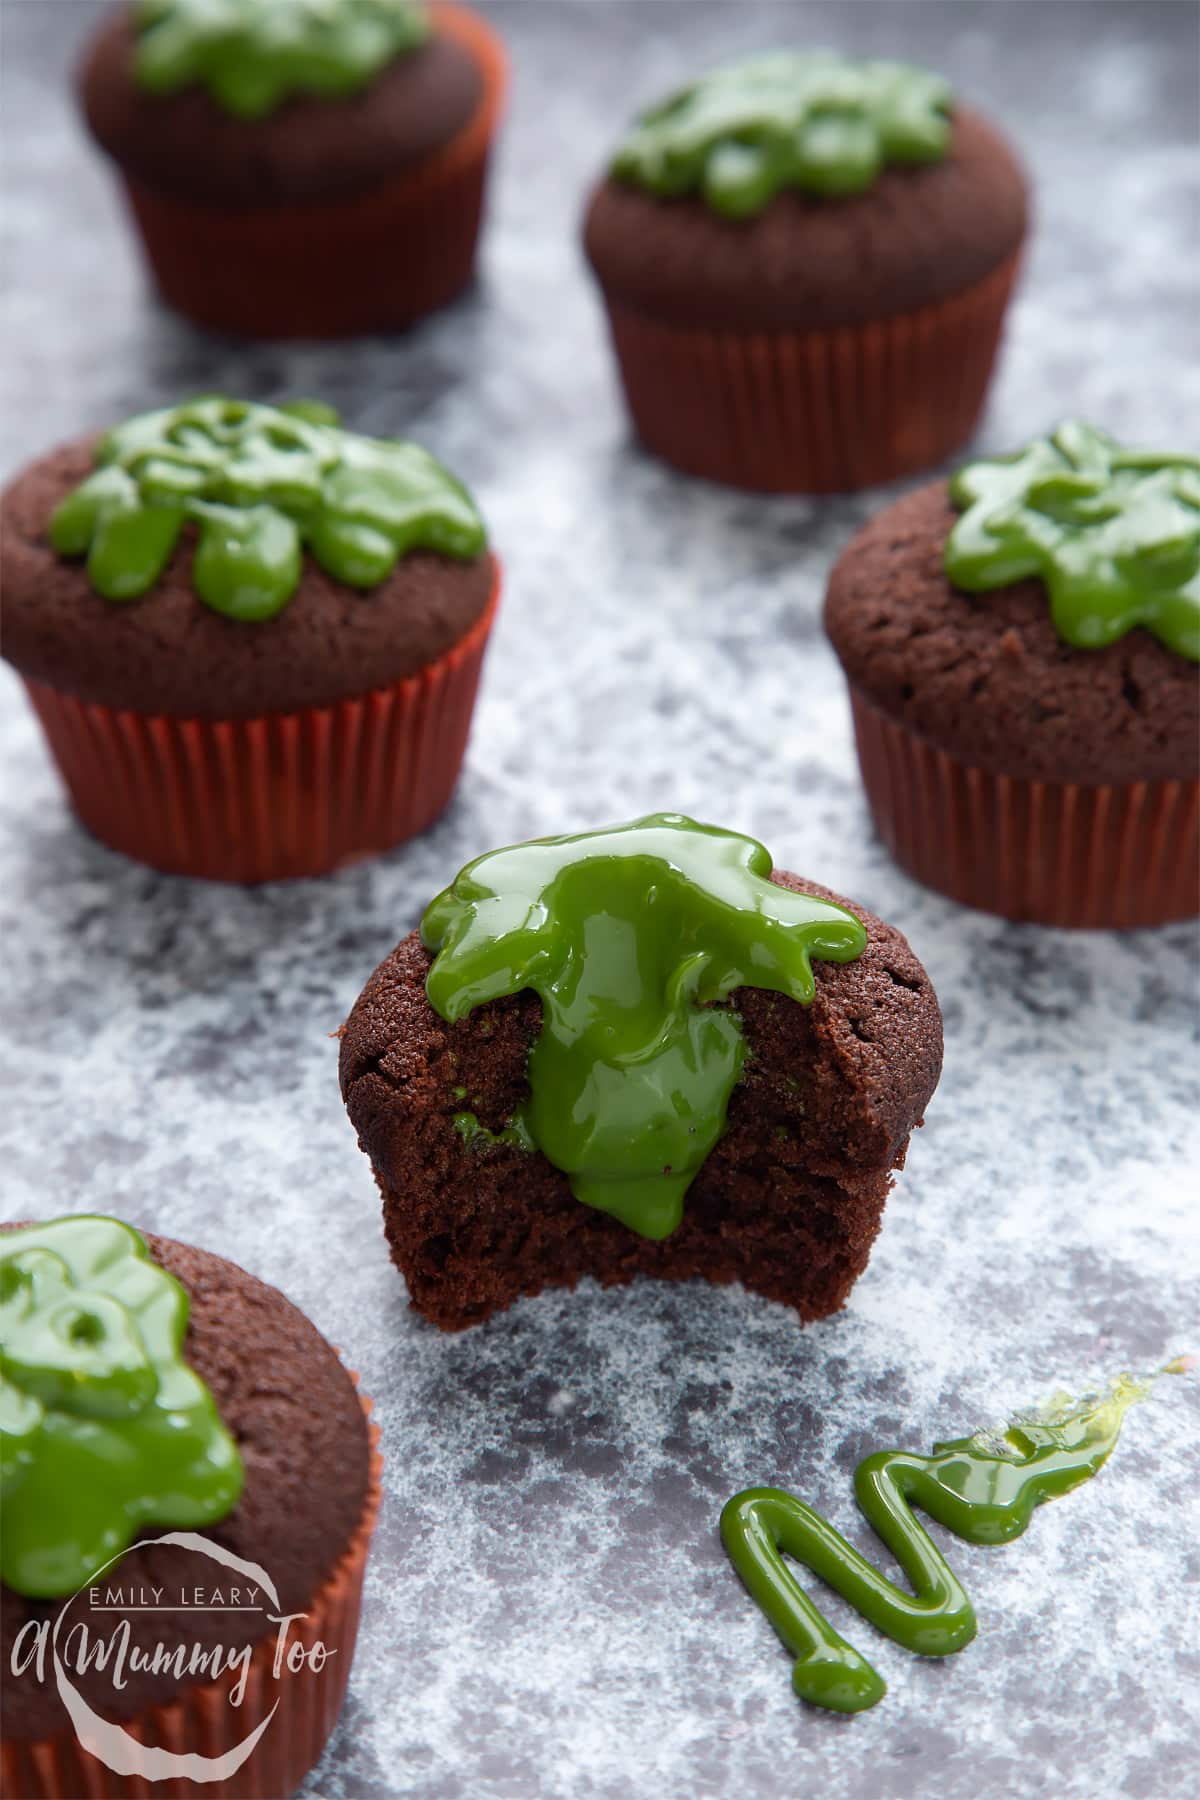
[117,3,507,338]
[598,250,1021,494]
[848,687,1200,928]
[22,577,499,883]
[1,1390,383,1800]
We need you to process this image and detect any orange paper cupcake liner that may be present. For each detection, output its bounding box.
[22,578,499,883]
[599,251,1021,494]
[849,687,1200,928]
[1,1390,383,1800]
[119,2,507,338]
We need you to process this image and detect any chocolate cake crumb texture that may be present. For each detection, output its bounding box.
[4,1,1198,1789]
[340,876,943,1331]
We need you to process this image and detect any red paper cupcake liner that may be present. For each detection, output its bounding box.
[22,578,499,883]
[848,687,1200,928]
[598,250,1022,494]
[1,1391,383,1800]
[118,2,507,338]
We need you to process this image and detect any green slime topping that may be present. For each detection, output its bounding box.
[453,1111,536,1153]
[611,51,953,215]
[420,813,867,1240]
[133,0,430,120]
[722,1360,1191,1714]
[0,1216,243,1599]
[49,396,486,623]
[945,421,1200,661]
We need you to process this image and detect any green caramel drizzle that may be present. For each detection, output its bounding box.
[722,1361,1191,1714]
[420,814,866,1240]
[945,422,1200,661]
[0,1216,243,1599]
[49,396,486,623]
[611,52,953,215]
[133,0,430,120]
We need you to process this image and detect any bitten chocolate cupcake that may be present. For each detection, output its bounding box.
[77,0,506,338]
[340,814,942,1329]
[824,422,1200,927]
[583,51,1027,493]
[1,395,499,882]
[1,1215,381,1800]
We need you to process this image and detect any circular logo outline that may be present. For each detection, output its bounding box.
[50,1532,283,1783]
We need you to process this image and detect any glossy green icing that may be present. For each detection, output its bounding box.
[945,422,1200,661]
[133,0,430,119]
[611,52,953,215]
[420,813,866,1239]
[722,1362,1189,1713]
[452,1110,536,1152]
[49,396,486,623]
[0,1216,243,1599]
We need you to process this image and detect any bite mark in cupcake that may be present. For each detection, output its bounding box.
[420,814,867,1239]
[341,814,942,1329]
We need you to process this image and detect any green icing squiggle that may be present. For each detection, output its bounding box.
[612,52,953,215]
[49,396,486,623]
[945,422,1200,661]
[133,0,430,120]
[0,1216,244,1600]
[420,813,866,1240]
[722,1361,1190,1713]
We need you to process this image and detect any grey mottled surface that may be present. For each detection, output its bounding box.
[2,3,1199,1797]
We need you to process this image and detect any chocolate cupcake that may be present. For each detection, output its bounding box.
[340,813,942,1329]
[77,1,506,338]
[824,422,1200,927]
[1,395,499,882]
[583,51,1027,493]
[1,1215,381,1800]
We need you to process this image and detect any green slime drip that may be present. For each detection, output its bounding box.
[611,51,953,215]
[722,1362,1189,1714]
[420,813,866,1240]
[453,1111,536,1152]
[0,1216,244,1599]
[945,421,1200,661]
[49,395,486,622]
[134,0,430,120]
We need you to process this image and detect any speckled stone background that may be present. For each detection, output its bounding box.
[2,2,1199,1796]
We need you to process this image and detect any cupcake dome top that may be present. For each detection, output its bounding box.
[945,422,1200,661]
[0,406,495,718]
[133,0,431,118]
[420,813,867,1240]
[611,50,953,215]
[0,1216,243,1599]
[823,474,1200,788]
[48,396,487,624]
